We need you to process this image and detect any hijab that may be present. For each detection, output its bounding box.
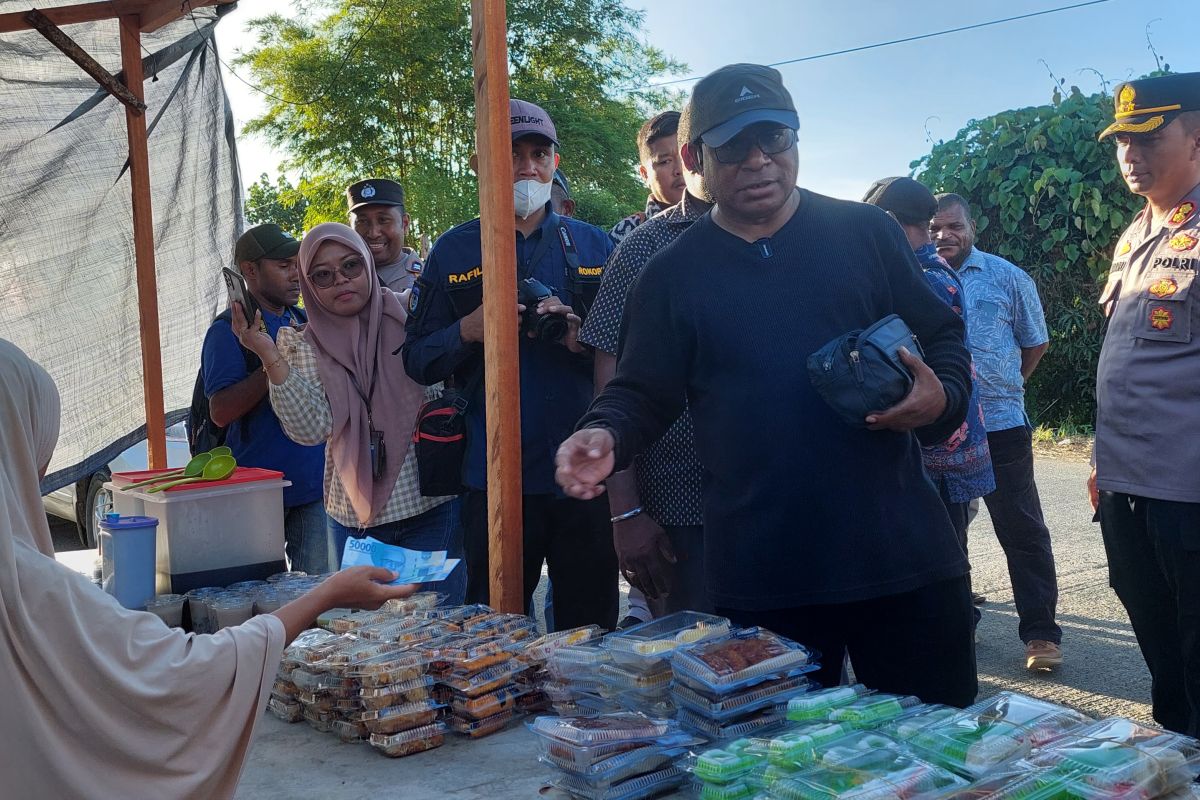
[298,223,425,526]
[0,339,286,799]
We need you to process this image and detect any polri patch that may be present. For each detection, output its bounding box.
[1167,201,1196,228]
[1149,306,1174,330]
[1148,277,1179,299]
[409,282,421,315]
[1169,233,1198,252]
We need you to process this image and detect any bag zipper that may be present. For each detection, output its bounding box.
[849,349,863,382]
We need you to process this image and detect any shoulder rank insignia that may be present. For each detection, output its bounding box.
[1117,240,1132,256]
[1169,233,1198,252]
[1148,277,1179,299]
[1150,306,1174,330]
[1167,201,1196,228]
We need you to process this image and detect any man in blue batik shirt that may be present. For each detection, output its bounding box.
[403,99,618,632]
[931,193,1062,672]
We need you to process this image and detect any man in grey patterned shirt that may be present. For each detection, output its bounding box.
[579,101,712,620]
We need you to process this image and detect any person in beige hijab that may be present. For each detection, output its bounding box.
[0,338,415,799]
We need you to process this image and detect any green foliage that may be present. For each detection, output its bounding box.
[244,172,309,237]
[237,0,683,241]
[912,84,1143,427]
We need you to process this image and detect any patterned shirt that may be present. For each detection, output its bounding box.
[915,244,996,503]
[580,193,709,526]
[609,196,666,245]
[268,326,448,528]
[956,247,1049,432]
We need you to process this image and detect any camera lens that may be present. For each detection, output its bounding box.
[537,314,569,343]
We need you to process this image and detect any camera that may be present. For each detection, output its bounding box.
[517,277,569,343]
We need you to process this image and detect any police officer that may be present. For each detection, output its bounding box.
[1092,72,1200,736]
[346,178,423,294]
[402,99,619,631]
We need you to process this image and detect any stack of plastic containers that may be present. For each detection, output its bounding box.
[601,611,733,720]
[905,691,1091,778]
[670,626,817,742]
[785,685,873,724]
[546,638,623,716]
[767,744,970,800]
[516,625,606,714]
[270,628,339,723]
[529,712,700,800]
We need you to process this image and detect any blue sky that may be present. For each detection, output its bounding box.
[218,0,1197,202]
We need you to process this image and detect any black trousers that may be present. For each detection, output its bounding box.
[1100,492,1200,736]
[982,425,1061,644]
[463,491,618,632]
[717,575,978,708]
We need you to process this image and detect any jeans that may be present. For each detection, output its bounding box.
[1100,492,1200,736]
[718,575,978,708]
[327,498,466,605]
[982,425,1061,644]
[284,500,330,575]
[463,491,618,631]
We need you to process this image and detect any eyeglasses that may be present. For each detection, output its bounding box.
[710,126,796,164]
[308,257,366,289]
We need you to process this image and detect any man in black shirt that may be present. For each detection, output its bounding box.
[557,64,977,706]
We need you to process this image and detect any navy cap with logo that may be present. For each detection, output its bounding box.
[683,63,799,148]
[1099,72,1200,140]
[347,178,405,213]
[862,177,938,225]
[234,224,301,264]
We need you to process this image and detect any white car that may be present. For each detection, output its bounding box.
[43,422,191,548]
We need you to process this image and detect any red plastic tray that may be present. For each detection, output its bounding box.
[111,466,286,493]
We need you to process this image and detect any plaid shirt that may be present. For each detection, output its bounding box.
[269,326,448,528]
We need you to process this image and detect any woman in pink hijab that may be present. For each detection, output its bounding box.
[233,223,465,602]
[0,338,413,798]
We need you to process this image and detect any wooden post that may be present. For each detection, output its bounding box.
[470,0,523,613]
[119,15,167,469]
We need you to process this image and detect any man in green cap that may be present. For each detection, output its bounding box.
[1093,71,1200,735]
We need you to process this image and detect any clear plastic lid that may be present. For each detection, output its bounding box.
[528,712,675,746]
[678,704,789,742]
[787,684,872,722]
[694,747,763,783]
[601,611,731,667]
[553,765,687,800]
[417,632,521,674]
[462,612,537,639]
[448,682,527,720]
[610,688,678,720]
[412,603,493,626]
[353,615,435,640]
[671,627,817,695]
[346,650,430,688]
[548,639,614,680]
[520,624,605,665]
[764,723,856,768]
[328,609,392,634]
[332,719,370,743]
[597,662,674,695]
[959,692,1091,738]
[673,675,812,722]
[267,696,304,723]
[529,726,696,770]
[542,739,695,786]
[358,699,445,735]
[699,779,756,800]
[437,659,522,697]
[315,608,356,631]
[447,708,516,738]
[826,693,924,729]
[878,705,959,741]
[368,721,447,758]
[771,749,969,800]
[380,591,445,616]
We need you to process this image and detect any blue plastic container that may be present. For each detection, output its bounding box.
[99,513,158,610]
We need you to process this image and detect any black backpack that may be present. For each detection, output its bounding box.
[186,307,306,456]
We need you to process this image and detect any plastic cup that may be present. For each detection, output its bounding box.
[267,571,307,583]
[227,580,269,592]
[212,595,255,629]
[254,591,284,615]
[145,594,186,627]
[185,587,221,633]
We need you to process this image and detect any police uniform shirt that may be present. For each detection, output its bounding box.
[1096,182,1200,503]
[402,205,614,494]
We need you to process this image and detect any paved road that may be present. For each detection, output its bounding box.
[230,454,1159,798]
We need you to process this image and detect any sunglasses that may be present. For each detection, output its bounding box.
[308,256,366,289]
[710,126,797,164]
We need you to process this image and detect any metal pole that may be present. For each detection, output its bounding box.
[470,0,523,613]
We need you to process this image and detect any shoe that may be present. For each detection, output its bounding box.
[1025,640,1063,670]
[972,592,987,606]
[616,615,647,630]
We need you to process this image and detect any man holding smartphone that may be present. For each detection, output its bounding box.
[201,224,329,573]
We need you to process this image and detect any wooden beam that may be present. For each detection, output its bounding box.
[0,0,233,35]
[119,14,168,470]
[470,0,523,613]
[24,10,146,114]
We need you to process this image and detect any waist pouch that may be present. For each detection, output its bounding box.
[412,390,471,497]
[806,314,924,427]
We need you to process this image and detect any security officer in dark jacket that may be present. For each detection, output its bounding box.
[403,99,618,631]
[1093,72,1200,736]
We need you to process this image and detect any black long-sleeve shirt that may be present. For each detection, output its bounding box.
[577,190,971,609]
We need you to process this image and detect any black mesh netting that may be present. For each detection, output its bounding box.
[0,4,242,492]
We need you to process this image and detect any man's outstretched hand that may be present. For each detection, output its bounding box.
[556,428,616,499]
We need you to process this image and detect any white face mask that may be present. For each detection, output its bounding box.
[513,178,553,219]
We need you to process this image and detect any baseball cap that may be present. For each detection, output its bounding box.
[1099,72,1200,140]
[862,177,938,224]
[346,178,405,213]
[234,224,301,264]
[510,99,559,145]
[685,63,799,147]
[552,168,571,196]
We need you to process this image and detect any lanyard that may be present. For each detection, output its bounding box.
[349,351,380,426]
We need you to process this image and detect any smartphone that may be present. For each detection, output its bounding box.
[222,267,259,327]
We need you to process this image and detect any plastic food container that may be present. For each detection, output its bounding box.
[672,627,816,695]
[359,699,444,735]
[413,602,493,626]
[531,727,696,771]
[447,708,515,738]
[678,705,789,741]
[695,747,763,783]
[302,707,336,733]
[332,719,371,743]
[552,765,687,800]
[379,591,445,616]
[610,689,677,720]
[878,705,959,741]
[771,748,969,800]
[267,696,303,723]
[348,650,429,688]
[438,660,524,698]
[144,593,186,627]
[700,779,756,800]
[540,740,695,786]
[420,633,519,674]
[787,684,872,723]
[764,723,855,768]
[449,683,528,720]
[674,675,812,722]
[520,625,605,666]
[462,612,537,639]
[597,662,674,696]
[548,639,613,681]
[358,676,436,711]
[211,595,255,629]
[601,611,731,668]
[316,608,356,631]
[825,693,924,729]
[369,721,447,758]
[529,713,676,747]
